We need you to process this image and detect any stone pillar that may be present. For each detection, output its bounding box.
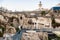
[36,20,39,29]
[43,32,48,40]
[50,18,52,28]
[34,23,36,29]
[44,20,46,28]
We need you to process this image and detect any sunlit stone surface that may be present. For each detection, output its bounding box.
[21,32,48,40]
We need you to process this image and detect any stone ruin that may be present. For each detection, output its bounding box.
[21,32,48,40]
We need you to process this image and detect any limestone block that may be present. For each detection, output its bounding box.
[21,32,48,40]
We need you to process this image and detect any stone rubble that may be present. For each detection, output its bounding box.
[21,32,48,40]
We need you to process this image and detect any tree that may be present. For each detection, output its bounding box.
[0,26,5,37]
[51,14,60,28]
[41,11,47,16]
[51,14,56,28]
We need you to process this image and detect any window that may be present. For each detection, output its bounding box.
[20,16,22,20]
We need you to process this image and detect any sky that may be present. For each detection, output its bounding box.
[0,0,60,11]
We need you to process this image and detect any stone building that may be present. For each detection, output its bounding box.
[1,2,60,30]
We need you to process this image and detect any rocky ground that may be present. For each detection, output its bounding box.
[21,32,48,40]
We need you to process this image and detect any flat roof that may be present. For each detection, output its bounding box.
[52,7,60,10]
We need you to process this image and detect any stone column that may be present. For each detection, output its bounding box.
[50,18,52,28]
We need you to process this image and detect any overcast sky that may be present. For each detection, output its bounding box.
[0,0,60,11]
